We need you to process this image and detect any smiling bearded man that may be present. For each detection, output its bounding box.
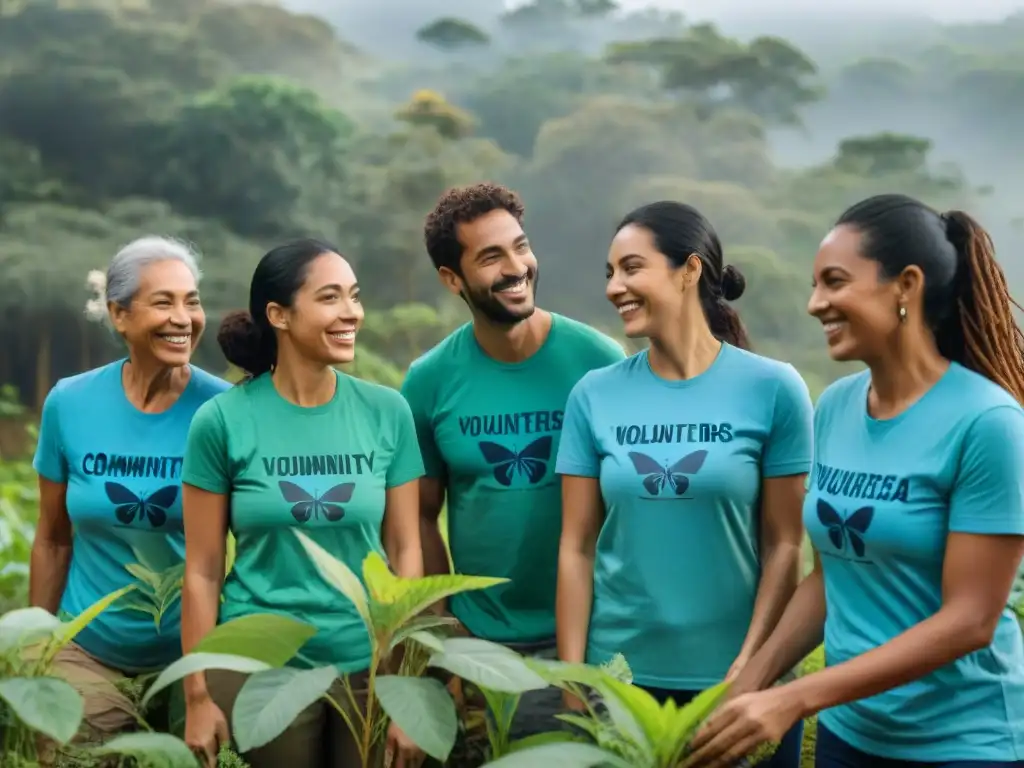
[399,183,625,749]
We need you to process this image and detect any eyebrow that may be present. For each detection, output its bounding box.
[315,282,358,293]
[475,235,528,261]
[149,289,198,299]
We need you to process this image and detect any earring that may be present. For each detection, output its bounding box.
[898,305,907,323]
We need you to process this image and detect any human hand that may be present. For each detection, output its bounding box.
[682,688,801,768]
[562,689,587,712]
[184,694,230,768]
[386,721,425,768]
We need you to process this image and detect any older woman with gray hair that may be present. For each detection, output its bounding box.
[30,235,229,751]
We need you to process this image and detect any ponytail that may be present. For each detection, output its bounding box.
[939,210,1024,403]
[217,309,276,377]
[703,263,752,350]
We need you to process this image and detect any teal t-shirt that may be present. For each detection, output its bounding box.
[808,364,1024,762]
[555,344,813,689]
[400,313,625,644]
[32,359,229,672]
[181,371,424,672]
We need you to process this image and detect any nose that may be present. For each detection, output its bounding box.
[606,270,625,302]
[169,303,190,326]
[338,296,363,322]
[807,285,828,318]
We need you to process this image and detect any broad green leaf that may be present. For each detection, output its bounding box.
[193,613,316,666]
[388,614,461,652]
[0,676,83,744]
[662,680,730,763]
[372,572,508,636]
[0,607,61,652]
[482,742,630,767]
[232,666,338,752]
[54,584,135,649]
[294,530,370,630]
[594,677,659,754]
[375,675,457,762]
[125,563,162,591]
[525,658,609,689]
[363,551,402,602]
[428,637,549,694]
[91,731,198,767]
[406,630,445,653]
[142,652,271,708]
[507,729,587,753]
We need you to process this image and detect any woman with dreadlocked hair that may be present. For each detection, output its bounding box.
[685,194,1024,768]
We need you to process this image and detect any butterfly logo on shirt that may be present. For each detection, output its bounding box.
[104,482,177,528]
[628,450,708,497]
[278,480,355,523]
[816,499,874,558]
[477,435,553,487]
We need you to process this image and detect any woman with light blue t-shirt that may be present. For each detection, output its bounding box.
[30,237,228,750]
[555,201,814,768]
[688,194,1024,768]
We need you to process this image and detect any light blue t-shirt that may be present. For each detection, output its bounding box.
[555,344,813,689]
[33,359,229,672]
[808,364,1024,762]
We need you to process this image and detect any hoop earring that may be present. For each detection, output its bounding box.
[898,305,907,323]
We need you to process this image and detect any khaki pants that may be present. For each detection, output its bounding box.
[207,668,375,768]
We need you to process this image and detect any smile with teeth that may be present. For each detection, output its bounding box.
[159,334,190,346]
[617,301,642,316]
[822,321,845,336]
[497,277,528,295]
[328,330,356,342]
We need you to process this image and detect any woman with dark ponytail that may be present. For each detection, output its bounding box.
[178,240,425,768]
[555,202,813,768]
[689,194,1024,767]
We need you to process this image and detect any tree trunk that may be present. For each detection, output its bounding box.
[35,321,51,411]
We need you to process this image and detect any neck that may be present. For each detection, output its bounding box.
[647,310,722,381]
[866,334,948,417]
[271,347,338,407]
[122,356,189,412]
[472,309,552,364]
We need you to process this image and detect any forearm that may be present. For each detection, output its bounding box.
[737,541,802,658]
[734,568,826,694]
[784,604,990,720]
[556,549,594,663]
[420,517,450,577]
[28,539,72,613]
[388,539,424,580]
[180,571,222,701]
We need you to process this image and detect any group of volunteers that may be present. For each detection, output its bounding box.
[28,182,1024,768]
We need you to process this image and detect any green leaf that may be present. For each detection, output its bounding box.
[0,607,61,652]
[294,530,371,630]
[388,614,461,652]
[91,731,199,767]
[0,676,83,744]
[54,584,135,650]
[193,613,316,666]
[375,675,457,761]
[507,729,587,752]
[663,680,730,763]
[142,652,271,708]
[125,563,162,591]
[232,666,338,752]
[482,742,629,767]
[598,677,664,751]
[406,630,445,653]
[429,637,549,694]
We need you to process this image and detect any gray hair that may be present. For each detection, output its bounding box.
[85,236,203,322]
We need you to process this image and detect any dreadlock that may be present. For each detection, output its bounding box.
[941,210,1024,404]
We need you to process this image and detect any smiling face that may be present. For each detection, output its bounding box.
[110,259,205,368]
[269,251,363,365]
[606,223,700,339]
[443,209,538,325]
[808,224,908,362]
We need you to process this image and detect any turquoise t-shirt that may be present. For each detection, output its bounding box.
[555,344,813,689]
[807,364,1024,762]
[32,359,229,672]
[181,371,424,672]
[400,314,625,645]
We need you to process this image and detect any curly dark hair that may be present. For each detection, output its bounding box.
[423,182,525,272]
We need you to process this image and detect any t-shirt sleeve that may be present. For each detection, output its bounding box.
[555,379,601,478]
[181,399,232,494]
[762,364,814,478]
[399,365,446,479]
[949,406,1024,536]
[387,395,426,489]
[33,385,68,483]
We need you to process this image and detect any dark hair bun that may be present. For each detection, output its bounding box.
[721,264,746,302]
[217,310,273,376]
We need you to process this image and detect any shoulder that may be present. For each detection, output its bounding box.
[815,369,870,414]
[571,351,644,397]
[945,364,1024,440]
[187,365,232,401]
[339,373,412,415]
[725,346,808,392]
[550,313,625,361]
[48,360,123,403]
[406,323,474,378]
